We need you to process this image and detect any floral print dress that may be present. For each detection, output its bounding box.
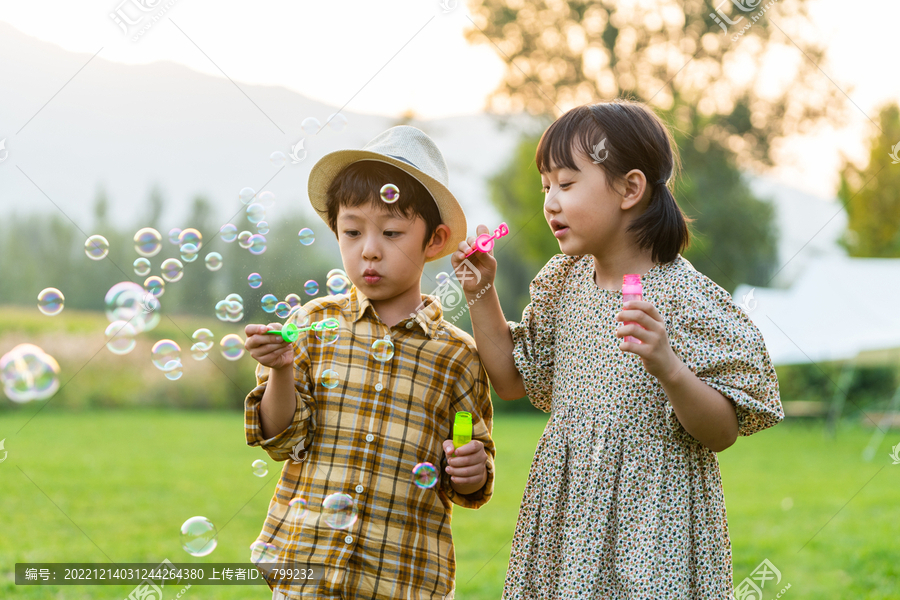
[503,254,783,599]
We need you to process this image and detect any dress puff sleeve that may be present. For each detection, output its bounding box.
[507,254,577,412]
[667,271,784,437]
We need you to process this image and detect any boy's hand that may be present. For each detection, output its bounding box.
[244,324,294,370]
[441,439,488,489]
[450,224,497,295]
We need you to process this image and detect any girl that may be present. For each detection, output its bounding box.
[450,99,783,599]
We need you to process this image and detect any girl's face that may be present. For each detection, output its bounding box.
[540,150,649,258]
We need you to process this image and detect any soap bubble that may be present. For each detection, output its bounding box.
[161,258,184,283]
[248,234,267,255]
[298,228,315,246]
[180,516,217,557]
[327,268,347,279]
[285,293,301,308]
[288,306,311,328]
[322,493,357,530]
[261,294,278,313]
[215,300,229,322]
[380,184,400,204]
[0,344,61,403]
[275,302,291,319]
[239,187,256,205]
[314,320,339,345]
[179,228,202,251]
[436,272,451,286]
[251,458,268,477]
[257,191,276,208]
[190,343,208,361]
[257,221,269,235]
[412,462,438,489]
[133,227,163,257]
[288,497,309,520]
[327,273,351,295]
[168,228,182,245]
[192,328,214,351]
[248,273,262,289]
[249,541,278,564]
[37,288,65,316]
[371,339,394,362]
[106,282,160,332]
[163,359,183,381]
[220,334,244,360]
[205,252,223,271]
[226,293,244,305]
[144,276,165,298]
[220,223,238,242]
[321,369,340,389]
[327,112,348,132]
[180,243,199,263]
[246,203,265,225]
[105,321,137,355]
[238,231,253,249]
[151,340,181,371]
[133,257,151,276]
[304,280,319,296]
[301,117,322,135]
[270,151,286,167]
[84,235,109,260]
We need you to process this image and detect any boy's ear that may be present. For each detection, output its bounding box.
[424,224,452,259]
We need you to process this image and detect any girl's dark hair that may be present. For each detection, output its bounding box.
[325,160,443,250]
[535,99,692,264]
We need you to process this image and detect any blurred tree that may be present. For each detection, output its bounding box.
[837,103,900,257]
[140,185,165,232]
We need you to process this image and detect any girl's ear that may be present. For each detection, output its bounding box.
[620,169,649,211]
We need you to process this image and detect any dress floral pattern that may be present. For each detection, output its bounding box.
[503,253,783,599]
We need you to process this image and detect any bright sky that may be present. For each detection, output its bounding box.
[3,0,899,197]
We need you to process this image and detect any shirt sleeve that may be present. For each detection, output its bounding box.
[244,333,317,462]
[439,347,495,509]
[507,254,574,412]
[667,275,784,437]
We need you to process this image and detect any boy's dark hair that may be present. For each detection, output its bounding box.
[535,99,693,264]
[325,160,443,251]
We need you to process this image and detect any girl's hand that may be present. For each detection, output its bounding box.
[450,224,497,296]
[615,300,684,385]
[244,324,294,370]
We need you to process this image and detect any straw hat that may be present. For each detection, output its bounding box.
[307,126,467,262]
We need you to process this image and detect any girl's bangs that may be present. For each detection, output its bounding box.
[535,107,602,173]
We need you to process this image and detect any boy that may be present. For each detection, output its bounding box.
[243,126,495,600]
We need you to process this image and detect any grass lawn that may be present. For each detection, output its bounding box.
[1,411,898,599]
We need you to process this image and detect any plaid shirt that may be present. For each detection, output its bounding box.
[244,285,495,599]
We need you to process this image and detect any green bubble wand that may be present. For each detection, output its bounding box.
[264,318,339,343]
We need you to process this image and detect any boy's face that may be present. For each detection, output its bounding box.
[336,201,450,307]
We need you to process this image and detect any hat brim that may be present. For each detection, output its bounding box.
[307,150,467,263]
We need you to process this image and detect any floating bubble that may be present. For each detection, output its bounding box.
[327,274,351,295]
[270,151,286,167]
[84,235,109,260]
[304,280,319,296]
[239,187,256,205]
[246,203,265,225]
[161,258,184,283]
[248,273,263,289]
[221,334,244,360]
[191,328,214,352]
[226,293,243,305]
[380,184,399,204]
[314,320,339,345]
[412,462,438,489]
[287,306,311,328]
[436,272,451,286]
[0,344,61,403]
[301,117,322,136]
[249,541,278,564]
[168,228,182,245]
[288,497,309,520]
[180,243,199,263]
[106,281,160,332]
[260,294,278,313]
[163,359,183,381]
[144,276,165,298]
[105,321,137,355]
[371,339,394,362]
[180,516,218,557]
[238,231,253,249]
[252,458,268,477]
[257,190,275,208]
[133,227,163,257]
[322,493,357,530]
[205,252,223,271]
[275,302,291,319]
[220,223,238,242]
[321,369,340,389]
[190,343,208,361]
[133,257,151,276]
[298,228,315,246]
[151,340,181,371]
[285,293,301,308]
[215,300,229,322]
[257,221,269,235]
[37,288,65,316]
[179,228,202,251]
[327,112,348,132]
[248,234,267,255]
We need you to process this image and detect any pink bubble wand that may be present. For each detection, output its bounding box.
[464,222,510,258]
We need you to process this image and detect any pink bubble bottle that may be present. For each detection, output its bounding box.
[622,274,643,344]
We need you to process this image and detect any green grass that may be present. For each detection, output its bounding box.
[1,412,898,599]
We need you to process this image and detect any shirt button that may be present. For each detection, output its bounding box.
[344,535,353,544]
[355,484,364,493]
[405,321,413,329]
[365,434,375,442]
[375,383,383,391]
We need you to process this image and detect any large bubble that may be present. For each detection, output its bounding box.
[37,288,65,316]
[0,344,61,403]
[322,493,357,530]
[180,516,217,557]
[161,258,184,283]
[178,228,202,251]
[105,321,137,355]
[220,334,244,361]
[84,235,109,260]
[105,281,160,333]
[133,227,162,257]
[151,340,181,371]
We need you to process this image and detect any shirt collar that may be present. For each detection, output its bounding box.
[347,285,444,339]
